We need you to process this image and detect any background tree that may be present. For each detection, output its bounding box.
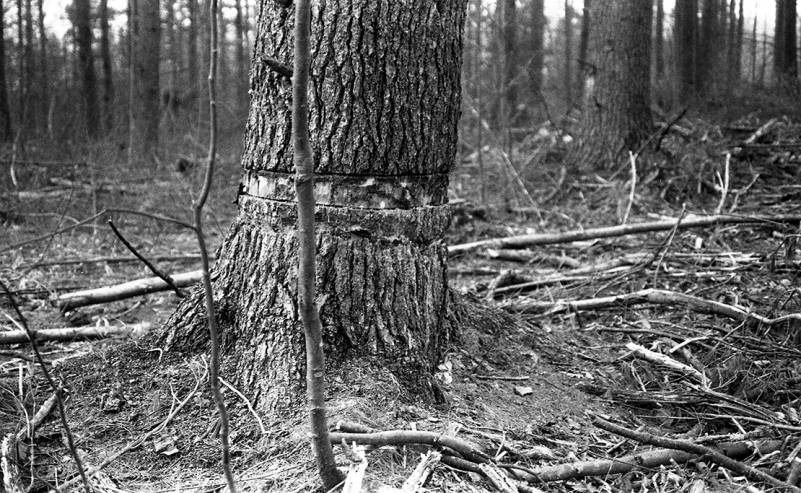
[528,0,545,98]
[100,0,113,132]
[654,0,664,79]
[0,0,12,141]
[73,0,99,137]
[131,0,160,156]
[162,0,468,412]
[570,0,652,168]
[774,0,798,84]
[674,0,698,102]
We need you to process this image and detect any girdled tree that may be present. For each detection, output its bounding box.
[162,0,468,412]
[569,0,652,169]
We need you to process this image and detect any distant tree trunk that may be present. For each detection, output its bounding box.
[100,0,113,132]
[654,0,664,78]
[233,0,247,114]
[578,0,590,100]
[164,0,176,125]
[750,14,757,83]
[502,0,517,125]
[217,0,227,94]
[187,0,199,101]
[698,0,718,94]
[23,0,33,131]
[0,0,13,141]
[759,20,767,85]
[570,0,653,169]
[735,0,743,79]
[16,0,25,133]
[162,0,467,413]
[73,0,99,137]
[132,0,161,157]
[725,0,735,95]
[36,0,45,133]
[564,0,573,107]
[529,0,544,97]
[774,0,798,83]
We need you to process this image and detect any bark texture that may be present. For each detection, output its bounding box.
[163,1,467,413]
[570,0,653,169]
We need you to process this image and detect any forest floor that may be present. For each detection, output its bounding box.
[2,95,801,492]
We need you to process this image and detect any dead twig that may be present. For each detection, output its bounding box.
[0,323,149,345]
[329,430,491,464]
[592,416,799,491]
[107,219,186,298]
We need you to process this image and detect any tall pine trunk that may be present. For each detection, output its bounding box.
[675,0,698,101]
[132,0,161,157]
[74,0,99,137]
[162,0,467,413]
[570,0,652,169]
[0,0,12,141]
[100,0,114,132]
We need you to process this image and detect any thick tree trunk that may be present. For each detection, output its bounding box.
[132,0,161,157]
[0,0,12,141]
[162,0,466,412]
[675,0,697,100]
[73,0,99,137]
[774,0,798,83]
[569,0,653,169]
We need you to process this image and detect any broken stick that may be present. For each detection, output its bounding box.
[56,271,202,310]
[448,214,801,256]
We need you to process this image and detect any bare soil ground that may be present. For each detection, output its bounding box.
[2,100,801,492]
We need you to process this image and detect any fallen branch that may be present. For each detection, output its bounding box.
[592,417,799,491]
[56,270,202,310]
[743,117,778,145]
[505,288,801,327]
[329,430,491,464]
[625,342,708,386]
[448,214,801,256]
[0,323,150,345]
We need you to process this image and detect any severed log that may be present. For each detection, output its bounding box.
[592,417,799,491]
[0,323,150,345]
[56,271,203,310]
[625,342,708,386]
[448,214,801,256]
[505,288,801,327]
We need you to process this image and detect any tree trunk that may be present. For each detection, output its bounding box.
[23,0,33,132]
[73,0,99,137]
[233,0,247,115]
[187,0,199,102]
[698,0,719,95]
[502,0,516,126]
[161,0,467,413]
[577,0,589,101]
[734,0,743,80]
[164,0,176,126]
[0,0,12,141]
[132,0,161,157]
[570,0,652,169]
[774,0,798,83]
[529,0,544,97]
[750,14,757,83]
[36,0,45,134]
[100,0,113,132]
[674,0,697,101]
[16,0,25,134]
[564,0,573,108]
[654,0,664,78]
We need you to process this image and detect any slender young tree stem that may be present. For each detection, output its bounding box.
[193,0,235,490]
[292,0,343,489]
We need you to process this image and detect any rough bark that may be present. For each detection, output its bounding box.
[0,0,12,141]
[569,0,653,169]
[132,0,161,156]
[162,1,467,413]
[100,0,113,132]
[73,0,99,137]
